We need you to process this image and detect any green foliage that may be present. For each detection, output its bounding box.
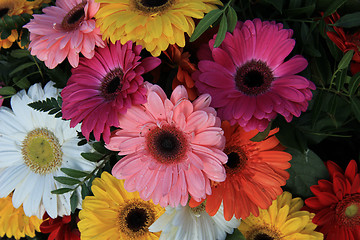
[28,97,62,118]
[285,148,329,198]
[225,229,246,240]
[333,12,360,28]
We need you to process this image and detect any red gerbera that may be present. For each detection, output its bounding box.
[325,12,360,74]
[40,213,80,240]
[304,160,360,240]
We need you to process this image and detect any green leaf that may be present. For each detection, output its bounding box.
[262,0,283,13]
[214,13,227,48]
[285,4,315,17]
[285,148,329,198]
[226,6,237,33]
[0,86,16,95]
[9,62,36,76]
[92,141,107,154]
[250,122,272,142]
[54,176,81,185]
[61,168,90,178]
[81,152,104,162]
[350,97,360,121]
[10,49,30,58]
[323,0,348,16]
[70,191,79,213]
[312,90,325,127]
[335,69,348,91]
[225,229,246,240]
[189,9,223,42]
[338,50,354,70]
[1,28,11,40]
[334,12,360,28]
[28,97,62,117]
[3,15,15,29]
[81,184,91,199]
[51,188,73,194]
[349,72,360,96]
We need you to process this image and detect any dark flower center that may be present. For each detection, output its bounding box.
[140,0,168,7]
[235,60,274,96]
[126,207,148,232]
[61,2,86,31]
[134,0,174,14]
[254,234,274,240]
[146,125,188,164]
[100,68,124,101]
[336,193,360,227]
[0,8,9,18]
[224,146,248,175]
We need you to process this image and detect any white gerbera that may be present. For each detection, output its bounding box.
[149,202,240,240]
[0,82,96,219]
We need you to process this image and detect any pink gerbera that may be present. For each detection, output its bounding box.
[106,83,227,207]
[61,41,160,143]
[24,0,105,69]
[193,19,315,131]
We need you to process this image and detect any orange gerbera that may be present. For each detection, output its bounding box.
[163,45,198,100]
[190,121,292,220]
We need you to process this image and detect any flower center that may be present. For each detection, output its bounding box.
[21,128,63,175]
[235,60,274,96]
[100,68,124,101]
[134,0,174,14]
[118,199,156,238]
[0,8,9,18]
[61,2,86,31]
[146,125,188,164]
[224,146,248,175]
[247,226,281,240]
[336,193,360,226]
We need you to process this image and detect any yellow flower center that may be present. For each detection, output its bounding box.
[61,1,86,31]
[21,128,63,175]
[336,193,360,226]
[133,0,175,14]
[118,199,156,238]
[247,226,281,240]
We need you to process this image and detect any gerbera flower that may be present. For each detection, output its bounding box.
[95,0,222,56]
[61,41,161,143]
[78,171,164,240]
[149,201,240,240]
[193,19,315,132]
[190,121,292,220]
[164,44,198,100]
[325,12,360,74]
[0,195,42,239]
[239,191,323,240]
[106,83,227,207]
[304,160,360,240]
[24,0,105,69]
[0,82,96,218]
[0,0,34,49]
[40,213,80,240]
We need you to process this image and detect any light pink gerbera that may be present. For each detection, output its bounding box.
[61,41,160,143]
[193,19,315,131]
[24,0,105,69]
[106,83,227,207]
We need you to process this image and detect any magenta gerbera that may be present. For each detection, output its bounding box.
[61,41,161,143]
[24,0,105,69]
[106,83,227,207]
[193,19,315,131]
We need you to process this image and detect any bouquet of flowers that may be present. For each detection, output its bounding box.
[0,0,359,239]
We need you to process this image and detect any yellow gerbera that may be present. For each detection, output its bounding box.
[239,191,324,240]
[0,0,48,49]
[95,0,222,56]
[0,195,42,239]
[78,171,165,239]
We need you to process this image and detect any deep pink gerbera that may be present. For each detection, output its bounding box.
[106,83,227,207]
[61,41,160,142]
[24,0,105,69]
[193,19,315,131]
